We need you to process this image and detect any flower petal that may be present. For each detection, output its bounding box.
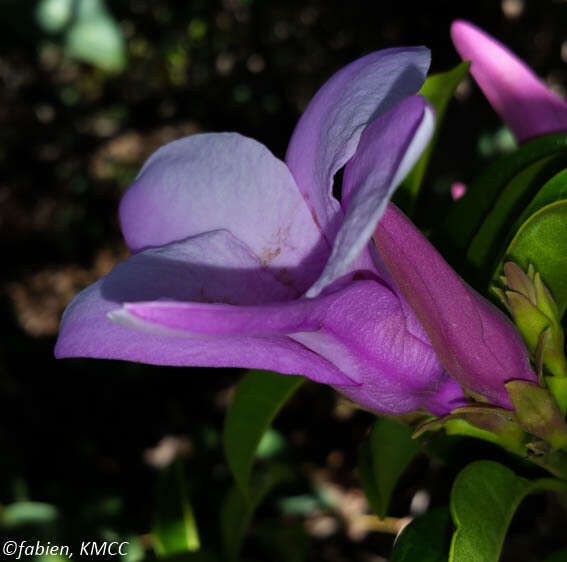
[119,279,465,415]
[451,20,567,142]
[285,47,430,240]
[55,230,353,385]
[306,95,434,297]
[119,132,328,292]
[374,204,537,408]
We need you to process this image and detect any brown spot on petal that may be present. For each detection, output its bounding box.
[260,246,281,266]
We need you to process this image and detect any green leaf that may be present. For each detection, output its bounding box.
[440,133,567,268]
[450,460,567,562]
[465,153,567,286]
[390,508,451,562]
[358,418,420,518]
[515,168,567,228]
[153,458,200,558]
[223,370,304,496]
[220,463,293,561]
[397,61,470,213]
[500,200,567,317]
[358,440,382,518]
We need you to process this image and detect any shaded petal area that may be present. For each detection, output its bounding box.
[120,133,328,293]
[118,280,465,415]
[285,48,430,241]
[55,230,352,385]
[374,204,537,407]
[306,95,434,297]
[451,20,567,142]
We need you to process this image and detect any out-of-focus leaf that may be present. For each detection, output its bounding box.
[397,61,470,213]
[440,133,567,267]
[358,440,382,517]
[122,536,146,562]
[278,494,321,516]
[500,200,567,317]
[220,463,293,561]
[64,0,126,72]
[1,501,58,528]
[390,507,451,562]
[466,154,567,285]
[358,418,420,518]
[450,460,567,562]
[153,458,200,558]
[256,428,286,460]
[477,127,517,158]
[35,0,73,33]
[223,370,304,496]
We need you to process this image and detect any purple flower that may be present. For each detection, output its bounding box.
[451,20,567,142]
[55,46,536,416]
[374,205,537,409]
[56,48,468,416]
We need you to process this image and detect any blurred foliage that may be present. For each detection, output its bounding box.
[2,0,567,560]
[36,0,127,71]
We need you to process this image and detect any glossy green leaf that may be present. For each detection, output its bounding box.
[223,370,304,496]
[358,418,420,518]
[390,508,451,562]
[465,153,567,286]
[397,61,470,213]
[450,460,567,562]
[440,133,567,266]
[501,200,567,316]
[153,458,200,558]
[220,463,293,561]
[513,168,567,233]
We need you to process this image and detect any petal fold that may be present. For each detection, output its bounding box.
[286,48,430,240]
[120,132,328,292]
[374,204,537,407]
[118,279,465,415]
[451,20,567,142]
[54,230,352,386]
[306,95,434,297]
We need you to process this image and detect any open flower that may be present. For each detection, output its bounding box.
[451,20,567,142]
[56,48,466,416]
[55,46,536,416]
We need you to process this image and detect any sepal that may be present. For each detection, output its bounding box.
[505,380,567,450]
[497,262,567,381]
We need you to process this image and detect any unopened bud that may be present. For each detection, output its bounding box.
[497,262,567,380]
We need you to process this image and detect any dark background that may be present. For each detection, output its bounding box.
[2,1,567,560]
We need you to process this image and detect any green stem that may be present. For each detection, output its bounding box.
[445,418,567,480]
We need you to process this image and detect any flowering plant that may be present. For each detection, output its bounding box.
[56,20,567,561]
